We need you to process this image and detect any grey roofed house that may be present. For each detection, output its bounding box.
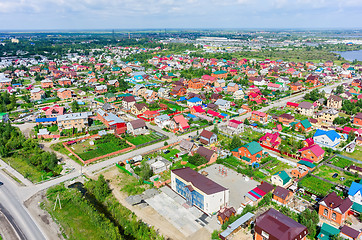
[227,82,237,87]
[96,109,124,125]
[179,139,196,152]
[108,79,118,85]
[102,103,114,111]
[298,101,314,109]
[155,114,170,122]
[328,94,342,102]
[129,119,146,129]
[214,99,229,106]
[57,112,91,121]
[196,146,215,162]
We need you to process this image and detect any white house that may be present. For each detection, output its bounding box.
[154,114,171,129]
[187,97,202,107]
[313,129,341,149]
[348,181,362,205]
[233,89,245,100]
[214,99,230,111]
[271,171,292,187]
[127,119,147,136]
[227,119,244,134]
[171,167,229,215]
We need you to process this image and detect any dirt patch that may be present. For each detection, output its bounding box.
[24,190,64,240]
[101,166,187,240]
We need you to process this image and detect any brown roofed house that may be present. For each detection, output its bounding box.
[196,146,217,163]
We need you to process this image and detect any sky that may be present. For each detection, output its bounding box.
[0,0,362,30]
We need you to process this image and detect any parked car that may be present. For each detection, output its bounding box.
[0,182,3,186]
[332,173,338,178]
[339,177,346,181]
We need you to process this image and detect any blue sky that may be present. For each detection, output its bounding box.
[0,0,361,30]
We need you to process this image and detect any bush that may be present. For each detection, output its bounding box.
[188,153,208,166]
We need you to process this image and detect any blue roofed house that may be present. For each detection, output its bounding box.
[313,129,341,149]
[348,181,362,213]
[187,97,202,107]
[271,171,292,187]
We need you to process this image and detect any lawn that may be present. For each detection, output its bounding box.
[299,175,334,196]
[125,132,162,146]
[161,100,183,111]
[342,146,362,162]
[171,155,197,170]
[329,156,359,169]
[313,165,359,187]
[162,149,180,161]
[71,135,131,161]
[262,159,293,175]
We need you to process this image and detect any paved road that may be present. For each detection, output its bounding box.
[0,78,354,240]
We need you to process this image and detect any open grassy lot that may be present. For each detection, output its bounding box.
[261,158,293,175]
[170,154,197,170]
[161,148,180,161]
[3,157,47,183]
[125,132,162,146]
[299,175,334,196]
[161,100,183,111]
[342,146,362,162]
[313,165,359,187]
[329,156,362,169]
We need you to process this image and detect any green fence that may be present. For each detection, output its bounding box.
[116,164,132,176]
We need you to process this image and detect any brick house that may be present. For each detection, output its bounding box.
[199,129,217,145]
[211,70,227,79]
[298,144,325,162]
[196,146,217,163]
[57,88,72,100]
[290,160,316,179]
[41,79,54,88]
[353,112,362,127]
[318,192,353,225]
[290,82,303,91]
[226,83,239,93]
[273,186,293,205]
[58,77,72,86]
[255,208,308,240]
[251,111,268,124]
[188,79,203,91]
[30,88,45,101]
[278,113,295,126]
[232,141,263,164]
[170,86,186,96]
[259,132,281,149]
[293,119,313,132]
[217,207,236,225]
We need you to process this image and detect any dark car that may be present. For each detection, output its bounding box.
[0,182,3,186]
[332,173,338,178]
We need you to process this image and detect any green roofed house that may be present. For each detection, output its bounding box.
[232,141,263,165]
[104,92,116,102]
[212,70,228,79]
[317,223,340,240]
[271,171,292,187]
[295,119,313,132]
[0,113,9,122]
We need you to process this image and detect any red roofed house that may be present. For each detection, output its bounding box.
[298,144,325,162]
[318,192,353,225]
[251,111,268,124]
[255,208,308,240]
[217,207,236,225]
[227,119,244,134]
[286,102,299,109]
[199,129,217,145]
[170,115,189,132]
[143,110,160,120]
[259,132,281,149]
[190,106,205,114]
[45,106,64,118]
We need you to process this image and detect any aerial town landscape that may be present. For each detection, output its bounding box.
[1,1,362,240]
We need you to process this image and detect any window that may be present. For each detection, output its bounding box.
[324,209,328,216]
[332,213,336,220]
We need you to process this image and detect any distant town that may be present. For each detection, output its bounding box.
[0,30,362,240]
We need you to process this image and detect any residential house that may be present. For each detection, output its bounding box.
[294,119,313,132]
[290,160,316,179]
[226,83,238,93]
[318,192,353,225]
[107,79,119,88]
[154,114,171,129]
[317,223,340,240]
[251,111,268,124]
[170,115,190,132]
[58,77,72,86]
[313,129,341,148]
[143,89,158,102]
[179,139,197,155]
[147,156,171,174]
[196,146,218,163]
[171,167,229,215]
[127,119,147,135]
[187,97,202,107]
[327,95,343,109]
[171,86,186,96]
[0,113,9,122]
[233,89,244,100]
[232,141,263,164]
[244,182,274,206]
[0,74,12,88]
[348,181,362,207]
[45,106,64,118]
[95,85,107,94]
[122,96,136,110]
[353,112,362,127]
[290,82,303,91]
[131,103,148,115]
[340,225,362,240]
[315,108,339,125]
[278,113,295,126]
[57,112,90,131]
[142,110,159,120]
[273,186,293,205]
[255,208,308,240]
[96,109,127,134]
[210,93,223,102]
[214,79,226,88]
[214,99,230,111]
[199,129,217,145]
[188,79,203,92]
[217,207,236,225]
[158,87,170,98]
[271,171,292,187]
[298,144,325,162]
[297,102,314,116]
[30,87,45,101]
[41,79,54,88]
[211,70,228,79]
[259,132,281,149]
[57,88,72,100]
[227,119,244,134]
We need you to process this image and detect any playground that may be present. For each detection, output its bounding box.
[199,164,259,209]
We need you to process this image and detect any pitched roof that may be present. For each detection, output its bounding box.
[273,186,291,200]
[196,146,215,162]
[242,141,263,155]
[320,192,353,214]
[298,144,325,158]
[348,181,362,197]
[129,119,146,129]
[317,223,340,240]
[200,129,215,140]
[173,114,189,129]
[300,119,312,129]
[297,160,316,169]
[340,225,360,239]
[187,97,202,103]
[171,167,227,195]
[279,113,294,120]
[314,129,341,141]
[274,171,291,185]
[298,101,314,109]
[255,208,308,240]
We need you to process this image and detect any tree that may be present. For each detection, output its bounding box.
[244,118,250,125]
[348,131,355,143]
[335,85,344,94]
[188,153,208,166]
[229,136,242,150]
[71,100,80,113]
[211,125,219,134]
[164,141,168,146]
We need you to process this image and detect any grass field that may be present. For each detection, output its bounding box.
[314,165,359,186]
[162,149,180,161]
[299,175,334,196]
[125,132,162,146]
[342,146,362,161]
[329,156,361,169]
[171,155,197,170]
[262,159,293,175]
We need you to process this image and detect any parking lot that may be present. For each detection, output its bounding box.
[199,164,259,209]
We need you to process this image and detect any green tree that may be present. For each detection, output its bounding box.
[188,153,208,166]
[71,100,80,113]
[229,135,242,150]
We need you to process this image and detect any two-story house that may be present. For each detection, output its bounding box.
[232,141,263,164]
[199,129,217,145]
[327,95,343,109]
[318,192,353,225]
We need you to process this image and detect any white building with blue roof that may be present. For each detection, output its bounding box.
[313,129,341,149]
[187,97,202,107]
[348,181,362,213]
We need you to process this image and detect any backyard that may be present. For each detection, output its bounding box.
[313,165,359,187]
[70,134,131,161]
[329,156,362,169]
[298,175,334,196]
[124,132,163,146]
[261,158,293,176]
[170,154,197,170]
[342,146,362,162]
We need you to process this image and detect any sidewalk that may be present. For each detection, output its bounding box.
[0,159,34,187]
